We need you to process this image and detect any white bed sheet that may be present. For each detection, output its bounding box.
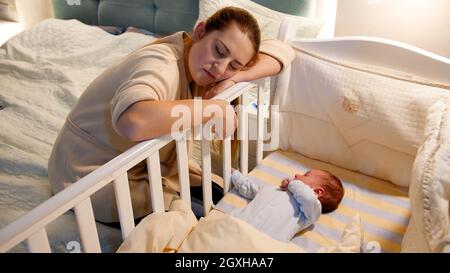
[0,18,156,252]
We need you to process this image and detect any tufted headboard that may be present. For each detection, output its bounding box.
[52,0,324,36]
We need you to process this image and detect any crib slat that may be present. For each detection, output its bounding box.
[238,95,248,175]
[222,137,231,193]
[201,130,213,216]
[113,173,135,240]
[26,228,51,253]
[176,135,191,206]
[74,198,101,253]
[147,154,165,213]
[256,79,265,165]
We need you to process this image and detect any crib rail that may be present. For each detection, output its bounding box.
[0,82,260,253]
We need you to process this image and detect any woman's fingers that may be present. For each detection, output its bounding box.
[219,111,237,138]
[202,89,217,99]
[203,79,236,99]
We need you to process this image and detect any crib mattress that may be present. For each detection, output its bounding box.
[215,150,410,253]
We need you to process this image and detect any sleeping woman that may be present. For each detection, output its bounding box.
[48,7,295,224]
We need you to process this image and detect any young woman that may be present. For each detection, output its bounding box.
[48,7,295,223]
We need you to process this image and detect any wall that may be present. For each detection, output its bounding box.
[335,0,450,58]
[15,0,54,29]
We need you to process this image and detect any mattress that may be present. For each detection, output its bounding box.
[215,150,410,253]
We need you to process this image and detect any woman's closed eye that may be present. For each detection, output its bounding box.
[215,45,225,57]
[229,63,238,71]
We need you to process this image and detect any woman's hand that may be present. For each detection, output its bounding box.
[202,78,237,99]
[210,108,238,139]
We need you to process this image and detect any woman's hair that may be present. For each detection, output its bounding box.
[318,171,344,213]
[204,7,261,67]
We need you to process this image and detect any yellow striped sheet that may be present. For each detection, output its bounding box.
[216,150,411,252]
[314,207,403,252]
[221,191,249,208]
[301,211,402,252]
[315,213,347,230]
[259,158,304,176]
[278,151,409,198]
[339,188,409,218]
[363,232,402,253]
[331,203,407,236]
[255,157,410,236]
[298,229,339,248]
[345,188,409,218]
[312,204,405,252]
[250,159,410,232]
[293,216,402,252]
[262,157,410,218]
[248,169,285,186]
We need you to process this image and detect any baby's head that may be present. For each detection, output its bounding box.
[293,169,344,213]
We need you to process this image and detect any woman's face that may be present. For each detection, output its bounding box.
[189,22,255,86]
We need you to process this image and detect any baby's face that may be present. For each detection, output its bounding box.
[293,170,329,190]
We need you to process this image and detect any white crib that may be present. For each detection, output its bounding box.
[1,17,450,253]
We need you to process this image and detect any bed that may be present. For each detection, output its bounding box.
[1,0,450,253]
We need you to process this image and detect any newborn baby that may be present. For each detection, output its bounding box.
[228,169,344,241]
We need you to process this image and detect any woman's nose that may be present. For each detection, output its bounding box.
[212,61,228,76]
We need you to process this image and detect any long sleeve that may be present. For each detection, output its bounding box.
[230,170,262,200]
[259,39,296,73]
[287,180,322,226]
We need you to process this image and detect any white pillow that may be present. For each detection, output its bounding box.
[274,50,449,187]
[197,0,323,40]
[402,99,450,252]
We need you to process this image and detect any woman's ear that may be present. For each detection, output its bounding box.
[193,21,206,41]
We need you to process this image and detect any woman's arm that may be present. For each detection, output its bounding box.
[203,40,295,99]
[116,99,235,142]
[232,39,296,83]
[202,53,283,99]
[230,52,283,83]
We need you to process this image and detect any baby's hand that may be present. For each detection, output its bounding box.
[280,178,291,191]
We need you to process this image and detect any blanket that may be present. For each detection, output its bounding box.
[117,199,364,253]
[0,18,155,252]
[402,99,450,252]
[117,199,306,253]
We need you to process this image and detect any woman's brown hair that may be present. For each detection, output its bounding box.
[203,6,261,67]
